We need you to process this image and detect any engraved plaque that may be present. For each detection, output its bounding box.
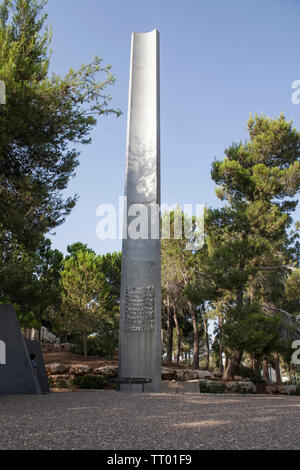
[124,285,155,331]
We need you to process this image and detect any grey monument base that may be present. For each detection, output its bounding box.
[0,305,41,395]
[25,339,50,394]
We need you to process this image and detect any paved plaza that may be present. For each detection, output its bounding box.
[0,391,299,450]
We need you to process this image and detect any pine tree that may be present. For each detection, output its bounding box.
[208,113,300,379]
[60,246,115,359]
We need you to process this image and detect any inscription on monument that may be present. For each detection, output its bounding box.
[125,285,155,331]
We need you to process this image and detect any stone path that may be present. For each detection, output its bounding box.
[0,391,299,450]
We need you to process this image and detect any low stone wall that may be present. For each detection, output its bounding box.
[46,364,218,380]
[161,367,221,381]
[266,384,300,395]
[45,364,253,393]
[46,363,300,394]
[46,363,118,388]
[162,379,256,394]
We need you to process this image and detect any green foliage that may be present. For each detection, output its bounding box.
[72,330,118,358]
[48,376,54,388]
[233,383,256,394]
[100,252,122,298]
[212,113,300,205]
[161,208,209,368]
[206,114,300,378]
[285,269,300,304]
[65,243,95,259]
[237,365,256,382]
[199,381,226,394]
[70,374,108,390]
[0,0,120,270]
[0,236,64,327]
[60,244,120,357]
[223,304,281,357]
[0,0,121,330]
[48,377,69,389]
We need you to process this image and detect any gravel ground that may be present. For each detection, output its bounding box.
[0,391,299,450]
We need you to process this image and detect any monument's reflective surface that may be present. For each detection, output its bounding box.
[118,30,161,392]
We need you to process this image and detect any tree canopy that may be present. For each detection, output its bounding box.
[0,0,120,254]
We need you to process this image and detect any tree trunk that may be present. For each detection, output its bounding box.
[173,306,181,365]
[254,357,261,378]
[218,316,223,374]
[225,353,229,370]
[181,269,199,370]
[263,358,270,381]
[274,352,281,385]
[161,329,164,360]
[189,302,199,370]
[223,350,243,380]
[166,300,173,364]
[83,332,88,360]
[203,317,210,370]
[223,286,245,380]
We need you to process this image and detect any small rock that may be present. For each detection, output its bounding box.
[266,385,274,394]
[69,364,92,376]
[93,366,118,377]
[213,372,223,378]
[176,370,193,381]
[161,367,176,381]
[175,369,215,381]
[193,370,214,379]
[45,363,68,375]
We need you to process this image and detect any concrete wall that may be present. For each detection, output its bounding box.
[23,326,59,344]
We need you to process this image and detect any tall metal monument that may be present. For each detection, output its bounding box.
[118,30,161,392]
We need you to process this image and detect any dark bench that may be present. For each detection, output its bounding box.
[109,377,152,392]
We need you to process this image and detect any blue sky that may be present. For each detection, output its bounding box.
[45,0,300,255]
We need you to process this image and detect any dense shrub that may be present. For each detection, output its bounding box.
[237,365,256,382]
[48,377,69,389]
[70,374,108,389]
[233,383,256,394]
[72,332,118,358]
[48,376,54,388]
[199,381,226,394]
